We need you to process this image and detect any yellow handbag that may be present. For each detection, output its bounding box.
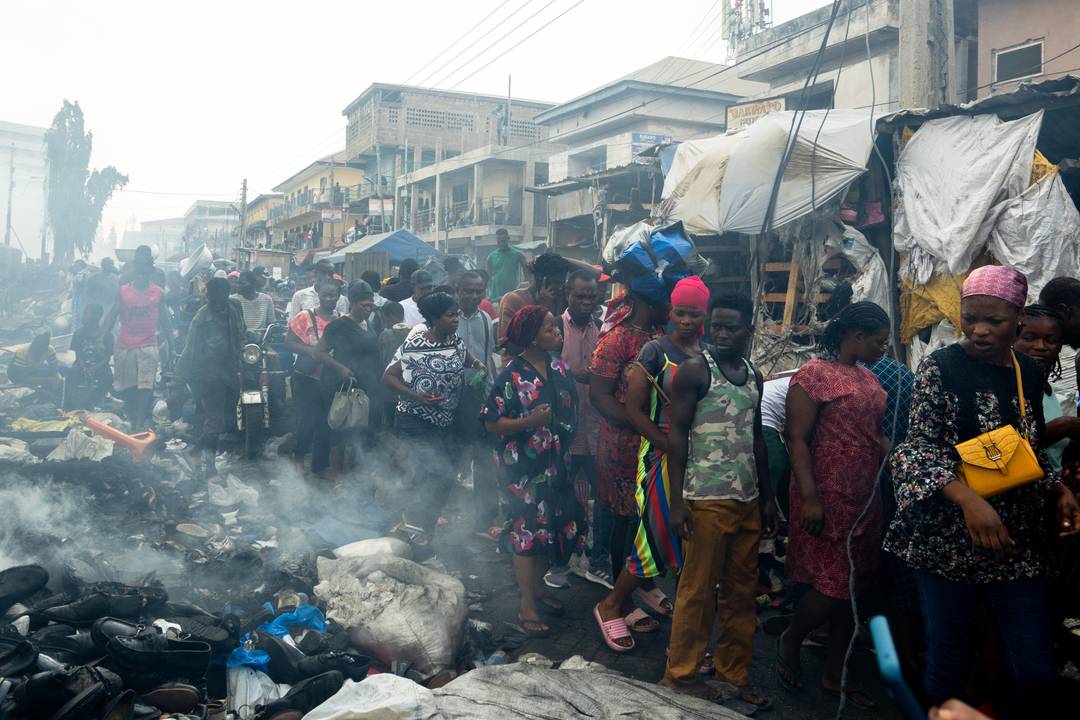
[954,351,1044,498]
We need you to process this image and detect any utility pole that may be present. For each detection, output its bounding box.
[328,156,336,248]
[238,178,248,262]
[4,144,14,247]
[899,0,956,108]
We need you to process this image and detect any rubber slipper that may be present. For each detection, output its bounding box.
[535,596,565,617]
[474,526,502,542]
[624,607,659,633]
[593,604,634,652]
[738,684,773,710]
[698,651,714,676]
[632,587,673,616]
[516,615,550,638]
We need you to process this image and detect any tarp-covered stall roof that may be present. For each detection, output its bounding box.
[662,109,880,236]
[325,229,440,264]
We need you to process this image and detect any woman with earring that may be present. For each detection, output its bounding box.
[481,305,583,636]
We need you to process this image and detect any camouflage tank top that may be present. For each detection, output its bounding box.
[685,351,760,501]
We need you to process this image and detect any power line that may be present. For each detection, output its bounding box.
[402,0,517,85]
[117,189,237,197]
[419,0,540,88]
[659,0,722,84]
[431,0,560,89]
[447,0,587,91]
[662,1,725,84]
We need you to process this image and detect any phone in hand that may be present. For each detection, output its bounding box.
[869,615,925,720]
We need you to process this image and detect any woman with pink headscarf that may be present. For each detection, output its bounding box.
[885,265,1080,717]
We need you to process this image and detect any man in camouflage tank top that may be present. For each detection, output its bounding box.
[661,293,777,709]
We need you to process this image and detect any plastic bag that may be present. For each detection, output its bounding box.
[0,438,38,464]
[314,554,466,676]
[258,603,326,639]
[304,676,440,720]
[227,667,290,720]
[46,430,114,462]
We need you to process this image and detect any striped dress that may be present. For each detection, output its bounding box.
[627,336,699,578]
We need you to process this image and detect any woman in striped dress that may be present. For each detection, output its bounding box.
[593,276,708,651]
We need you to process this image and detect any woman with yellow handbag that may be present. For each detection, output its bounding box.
[886,265,1080,718]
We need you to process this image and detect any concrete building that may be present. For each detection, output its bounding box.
[183,200,239,257]
[121,217,185,258]
[975,0,1080,96]
[242,193,283,249]
[395,141,558,258]
[529,57,762,256]
[732,0,904,115]
[1,121,49,259]
[341,83,553,236]
[269,152,364,252]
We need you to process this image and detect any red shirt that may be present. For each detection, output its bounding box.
[116,283,163,350]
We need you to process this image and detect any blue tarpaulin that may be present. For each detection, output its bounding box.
[325,229,441,265]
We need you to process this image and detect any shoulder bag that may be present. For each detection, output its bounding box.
[954,351,1044,497]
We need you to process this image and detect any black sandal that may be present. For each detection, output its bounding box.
[775,635,803,691]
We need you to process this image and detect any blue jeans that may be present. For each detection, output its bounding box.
[915,571,1056,719]
[570,454,611,569]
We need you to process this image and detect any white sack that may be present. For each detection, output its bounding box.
[986,171,1080,302]
[0,438,38,464]
[227,667,291,720]
[314,554,466,676]
[304,676,440,720]
[821,221,892,322]
[333,537,413,561]
[893,112,1042,283]
[47,430,114,462]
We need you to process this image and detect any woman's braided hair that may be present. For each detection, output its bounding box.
[819,301,890,358]
[1022,303,1065,381]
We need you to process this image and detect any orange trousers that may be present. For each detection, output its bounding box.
[663,498,761,687]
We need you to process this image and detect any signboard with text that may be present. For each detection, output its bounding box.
[725,97,786,131]
[368,198,394,216]
[321,209,344,223]
[631,132,673,157]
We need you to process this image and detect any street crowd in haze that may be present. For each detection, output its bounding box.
[9,233,1080,720]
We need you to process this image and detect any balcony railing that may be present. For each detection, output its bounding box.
[411,195,520,234]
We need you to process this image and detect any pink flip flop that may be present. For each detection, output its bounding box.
[624,607,660,633]
[633,587,674,617]
[594,604,635,652]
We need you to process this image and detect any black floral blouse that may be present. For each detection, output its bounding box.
[884,344,1062,584]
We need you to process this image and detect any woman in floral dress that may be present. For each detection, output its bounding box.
[885,266,1080,717]
[481,305,583,636]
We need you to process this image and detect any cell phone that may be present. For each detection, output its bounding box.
[869,615,925,720]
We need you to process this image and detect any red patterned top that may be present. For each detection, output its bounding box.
[590,323,656,517]
[786,359,887,599]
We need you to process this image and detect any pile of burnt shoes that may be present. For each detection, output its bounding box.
[0,565,368,720]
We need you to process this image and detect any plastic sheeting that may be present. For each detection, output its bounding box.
[662,110,878,235]
[305,664,751,720]
[821,221,891,323]
[893,112,1042,283]
[986,171,1080,303]
[314,554,466,677]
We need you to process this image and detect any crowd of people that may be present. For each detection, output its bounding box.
[13,238,1080,719]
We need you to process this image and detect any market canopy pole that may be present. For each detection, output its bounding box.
[899,0,956,108]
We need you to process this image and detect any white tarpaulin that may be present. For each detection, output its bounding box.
[893,112,1042,283]
[662,110,879,235]
[986,171,1080,302]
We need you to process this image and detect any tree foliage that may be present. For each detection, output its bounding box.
[44,100,128,264]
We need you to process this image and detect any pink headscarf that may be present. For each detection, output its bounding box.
[670,276,709,312]
[961,265,1028,309]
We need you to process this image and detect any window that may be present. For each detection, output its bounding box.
[995,40,1043,83]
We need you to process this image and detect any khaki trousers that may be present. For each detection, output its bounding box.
[663,497,761,687]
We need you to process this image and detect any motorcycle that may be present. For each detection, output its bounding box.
[236,323,286,458]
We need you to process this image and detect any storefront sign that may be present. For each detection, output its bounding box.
[726,97,786,130]
[321,209,344,223]
[368,198,394,216]
[631,132,673,157]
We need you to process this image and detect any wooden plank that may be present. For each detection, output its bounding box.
[764,262,792,272]
[764,293,831,304]
[781,238,802,329]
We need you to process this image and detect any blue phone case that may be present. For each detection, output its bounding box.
[869,615,925,720]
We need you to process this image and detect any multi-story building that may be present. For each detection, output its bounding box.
[269,152,364,252]
[341,83,553,237]
[183,200,239,257]
[529,57,762,256]
[242,193,283,249]
[974,0,1080,96]
[121,217,185,259]
[1,121,49,259]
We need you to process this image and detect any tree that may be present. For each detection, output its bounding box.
[44,101,128,265]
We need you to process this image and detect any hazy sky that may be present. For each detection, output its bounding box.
[2,0,828,247]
